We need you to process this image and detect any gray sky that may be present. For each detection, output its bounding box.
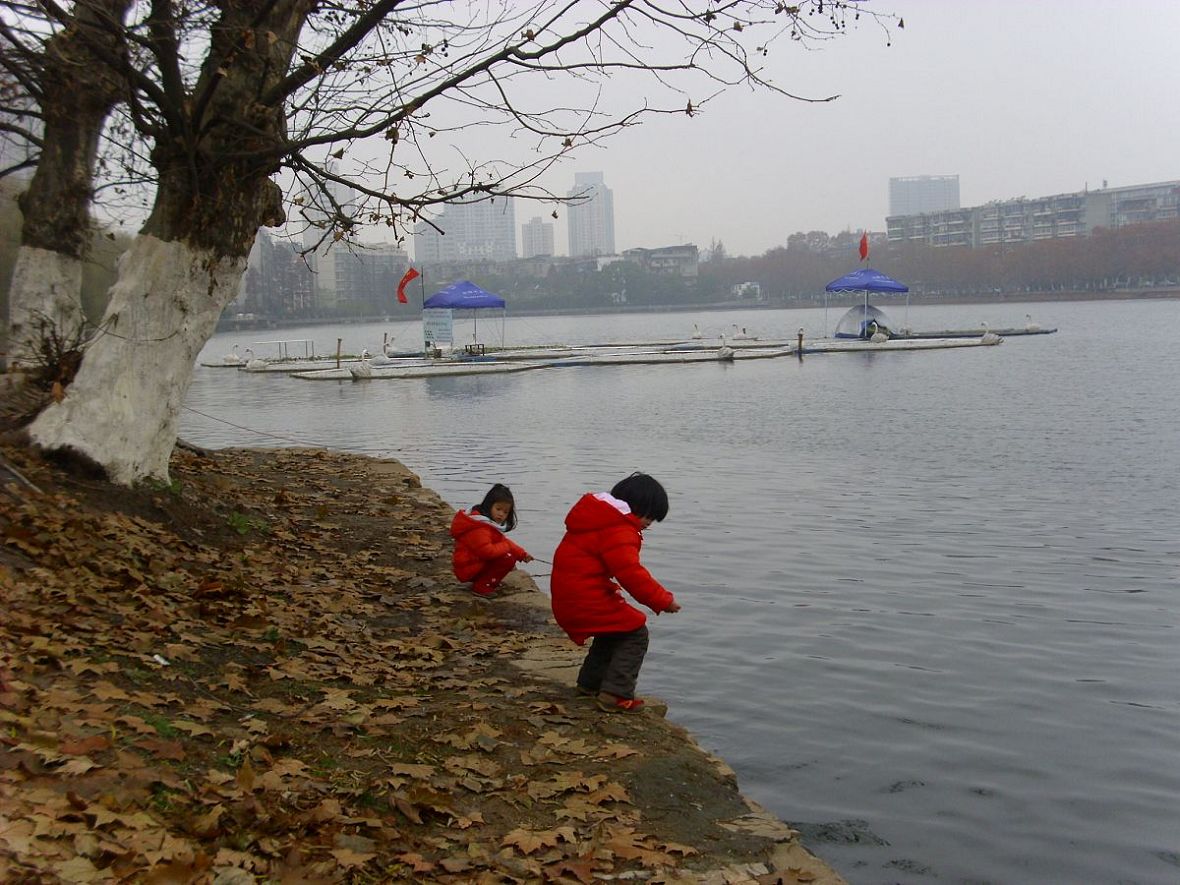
[533,0,1180,258]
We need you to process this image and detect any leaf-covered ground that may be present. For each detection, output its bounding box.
[0,439,842,884]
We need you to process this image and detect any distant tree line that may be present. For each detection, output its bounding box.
[448,219,1180,311]
[701,219,1180,302]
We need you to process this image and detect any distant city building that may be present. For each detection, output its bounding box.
[298,165,365,311]
[331,242,410,313]
[412,198,517,263]
[233,230,312,317]
[731,281,763,301]
[886,179,1180,248]
[889,175,961,217]
[567,172,616,257]
[521,216,555,258]
[622,244,699,278]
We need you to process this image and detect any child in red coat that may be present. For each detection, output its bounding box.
[551,472,681,714]
[451,484,532,596]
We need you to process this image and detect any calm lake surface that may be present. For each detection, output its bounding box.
[183,299,1180,884]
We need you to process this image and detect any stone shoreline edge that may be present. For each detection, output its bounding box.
[507,587,846,885]
[393,458,846,885]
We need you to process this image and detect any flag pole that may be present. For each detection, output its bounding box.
[859,230,870,338]
[420,267,428,356]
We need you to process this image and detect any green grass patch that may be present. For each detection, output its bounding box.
[226,511,269,535]
[311,753,341,777]
[139,477,184,496]
[142,713,180,739]
[149,783,183,813]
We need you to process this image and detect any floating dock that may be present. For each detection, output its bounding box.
[291,360,540,381]
[804,337,1004,355]
[894,326,1056,339]
[282,336,1003,381]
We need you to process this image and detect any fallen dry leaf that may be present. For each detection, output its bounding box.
[330,847,375,869]
[59,735,111,756]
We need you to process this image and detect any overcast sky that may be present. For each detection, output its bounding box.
[522,0,1180,258]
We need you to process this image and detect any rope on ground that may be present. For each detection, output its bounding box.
[182,405,331,449]
[181,405,395,461]
[0,452,42,494]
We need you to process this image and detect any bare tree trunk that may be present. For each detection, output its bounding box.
[28,236,245,482]
[29,0,309,484]
[4,0,131,369]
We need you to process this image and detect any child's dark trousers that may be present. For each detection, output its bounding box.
[576,626,649,699]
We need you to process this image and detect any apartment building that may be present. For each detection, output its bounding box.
[887,180,1180,248]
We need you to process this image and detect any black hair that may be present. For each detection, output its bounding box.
[610,472,669,522]
[473,483,517,531]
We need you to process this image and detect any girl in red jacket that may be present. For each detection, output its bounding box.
[551,472,681,714]
[450,484,533,596]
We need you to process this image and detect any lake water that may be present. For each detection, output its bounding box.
[183,299,1180,884]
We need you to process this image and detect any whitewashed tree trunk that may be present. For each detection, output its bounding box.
[28,235,245,484]
[6,247,87,367]
[1,0,134,372]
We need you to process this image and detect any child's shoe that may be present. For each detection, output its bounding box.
[595,693,645,714]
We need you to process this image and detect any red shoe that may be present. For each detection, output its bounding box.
[595,694,645,714]
[471,578,500,596]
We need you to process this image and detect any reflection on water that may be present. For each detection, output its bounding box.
[184,300,1180,884]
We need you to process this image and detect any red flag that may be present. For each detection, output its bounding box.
[396,267,420,304]
[858,232,869,261]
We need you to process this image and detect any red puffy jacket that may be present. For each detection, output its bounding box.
[450,509,529,582]
[550,493,676,645]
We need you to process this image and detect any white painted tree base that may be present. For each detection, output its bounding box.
[6,246,86,368]
[29,235,246,485]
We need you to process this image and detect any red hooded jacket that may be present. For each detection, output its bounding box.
[450,509,529,582]
[550,493,676,645]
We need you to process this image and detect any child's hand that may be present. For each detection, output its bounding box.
[665,600,681,613]
[522,553,534,563]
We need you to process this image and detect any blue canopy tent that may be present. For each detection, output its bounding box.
[824,268,910,338]
[422,280,506,350]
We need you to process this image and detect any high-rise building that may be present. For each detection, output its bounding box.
[521,216,555,258]
[889,175,961,217]
[567,172,615,257]
[412,198,517,263]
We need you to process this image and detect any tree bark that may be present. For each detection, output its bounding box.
[29,0,311,484]
[28,235,244,483]
[5,0,132,368]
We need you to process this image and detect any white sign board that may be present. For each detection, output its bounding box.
[422,308,453,346]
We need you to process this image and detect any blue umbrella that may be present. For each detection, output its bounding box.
[422,280,506,309]
[825,268,909,293]
[824,269,910,338]
[423,280,506,346]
